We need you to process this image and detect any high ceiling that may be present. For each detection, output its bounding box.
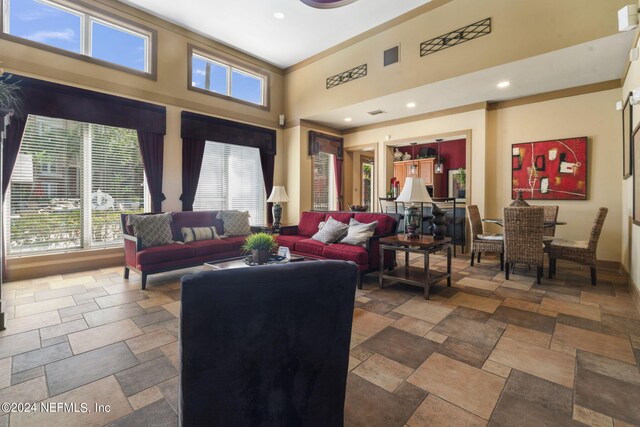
[118,0,432,68]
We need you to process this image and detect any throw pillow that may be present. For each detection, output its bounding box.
[128,213,173,248]
[216,210,251,237]
[182,226,220,243]
[340,218,378,246]
[311,216,349,244]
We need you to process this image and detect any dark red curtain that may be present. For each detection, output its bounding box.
[180,138,206,211]
[334,156,343,210]
[136,131,166,213]
[260,151,275,223]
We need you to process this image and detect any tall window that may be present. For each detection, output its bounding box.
[2,0,152,74]
[312,152,336,211]
[193,141,266,224]
[190,47,268,107]
[6,115,147,254]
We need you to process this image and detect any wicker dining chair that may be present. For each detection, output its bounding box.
[547,207,608,286]
[503,206,545,284]
[542,205,559,242]
[467,205,504,271]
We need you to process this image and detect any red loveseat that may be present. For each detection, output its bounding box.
[276,211,401,288]
[121,211,250,289]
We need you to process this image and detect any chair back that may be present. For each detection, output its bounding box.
[379,198,403,213]
[179,260,357,427]
[588,207,608,251]
[467,205,483,239]
[542,205,559,237]
[503,206,545,265]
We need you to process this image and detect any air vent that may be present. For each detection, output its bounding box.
[367,109,387,116]
[384,45,399,66]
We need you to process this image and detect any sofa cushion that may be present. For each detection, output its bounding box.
[311,217,349,244]
[182,226,220,243]
[322,244,369,266]
[294,238,328,256]
[275,235,306,250]
[340,218,377,246]
[172,211,221,240]
[222,236,247,251]
[186,239,235,257]
[217,211,251,237]
[137,243,196,265]
[325,212,354,224]
[297,212,327,237]
[354,213,397,235]
[129,213,174,248]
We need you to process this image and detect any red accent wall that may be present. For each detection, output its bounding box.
[397,139,466,197]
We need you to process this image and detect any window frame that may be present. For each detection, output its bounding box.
[0,0,157,79]
[188,44,270,110]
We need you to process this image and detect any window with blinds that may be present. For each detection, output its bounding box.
[193,141,266,225]
[7,115,147,255]
[312,152,336,211]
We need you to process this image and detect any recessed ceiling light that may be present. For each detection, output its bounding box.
[406,102,416,108]
[497,81,510,88]
[273,12,285,19]
[344,117,352,122]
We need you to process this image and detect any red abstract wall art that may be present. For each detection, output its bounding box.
[511,137,587,200]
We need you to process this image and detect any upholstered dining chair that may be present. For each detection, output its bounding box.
[547,207,608,286]
[467,205,504,271]
[503,206,545,284]
[542,205,559,242]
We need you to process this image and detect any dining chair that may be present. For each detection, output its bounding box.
[542,205,559,242]
[467,205,504,270]
[503,206,545,284]
[379,198,403,213]
[547,207,608,286]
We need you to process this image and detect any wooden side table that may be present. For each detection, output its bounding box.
[250,223,296,235]
[379,235,452,300]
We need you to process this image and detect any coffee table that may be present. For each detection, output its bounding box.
[379,235,452,299]
[204,255,305,271]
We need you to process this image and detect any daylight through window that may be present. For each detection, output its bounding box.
[2,0,151,73]
[193,141,266,225]
[6,115,148,255]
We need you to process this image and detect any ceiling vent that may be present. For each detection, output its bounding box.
[367,109,387,116]
[384,45,399,66]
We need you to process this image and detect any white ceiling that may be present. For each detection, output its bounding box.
[308,32,635,130]
[118,0,431,68]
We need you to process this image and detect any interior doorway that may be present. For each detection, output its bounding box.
[360,157,374,211]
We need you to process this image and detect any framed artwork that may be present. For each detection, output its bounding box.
[448,169,464,198]
[623,92,633,179]
[511,136,588,200]
[634,122,640,225]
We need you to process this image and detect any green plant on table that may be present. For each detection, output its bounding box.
[455,168,466,190]
[241,232,278,253]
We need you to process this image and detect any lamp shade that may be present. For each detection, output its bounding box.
[396,177,432,203]
[267,186,289,203]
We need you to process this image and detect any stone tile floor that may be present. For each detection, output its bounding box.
[0,252,639,426]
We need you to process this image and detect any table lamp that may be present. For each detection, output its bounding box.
[396,176,432,238]
[267,186,289,228]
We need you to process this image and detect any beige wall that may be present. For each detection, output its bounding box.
[488,89,622,262]
[285,0,627,122]
[622,33,640,301]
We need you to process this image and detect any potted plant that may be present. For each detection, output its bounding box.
[455,168,466,198]
[0,73,22,111]
[241,232,278,265]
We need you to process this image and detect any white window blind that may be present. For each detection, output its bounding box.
[193,141,266,225]
[312,152,336,211]
[7,115,146,255]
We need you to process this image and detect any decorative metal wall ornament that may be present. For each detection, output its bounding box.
[420,18,491,57]
[326,64,367,89]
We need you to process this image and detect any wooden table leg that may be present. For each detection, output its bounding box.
[447,244,452,287]
[379,245,385,289]
[424,250,431,300]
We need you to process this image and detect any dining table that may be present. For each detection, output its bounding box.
[482,218,567,227]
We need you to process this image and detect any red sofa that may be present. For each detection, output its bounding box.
[276,211,400,288]
[121,211,250,289]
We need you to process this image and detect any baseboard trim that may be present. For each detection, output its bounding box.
[6,248,123,282]
[621,263,640,316]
